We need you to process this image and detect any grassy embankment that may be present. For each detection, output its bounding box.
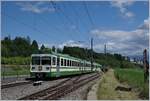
[1,57,30,76]
[114,68,149,99]
[97,69,140,100]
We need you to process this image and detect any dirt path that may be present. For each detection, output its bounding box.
[97,69,140,100]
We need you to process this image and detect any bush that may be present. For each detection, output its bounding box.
[120,61,137,68]
[1,57,31,65]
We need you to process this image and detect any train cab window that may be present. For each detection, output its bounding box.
[41,56,51,65]
[67,60,69,66]
[52,57,56,65]
[61,58,63,66]
[32,56,40,65]
[64,59,66,66]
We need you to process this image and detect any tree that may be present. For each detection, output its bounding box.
[40,44,45,50]
[31,40,39,54]
[52,46,56,52]
[26,36,31,44]
[40,44,45,53]
[57,48,62,53]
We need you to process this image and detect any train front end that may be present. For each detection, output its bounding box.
[30,54,52,79]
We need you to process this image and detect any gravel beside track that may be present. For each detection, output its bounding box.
[19,72,100,100]
[59,78,99,100]
[1,73,101,100]
[1,78,69,100]
[1,75,30,85]
[60,72,102,100]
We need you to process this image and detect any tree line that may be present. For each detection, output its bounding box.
[1,36,58,57]
[2,36,137,68]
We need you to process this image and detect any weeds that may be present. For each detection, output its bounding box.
[114,68,149,99]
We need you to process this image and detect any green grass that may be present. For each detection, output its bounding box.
[1,57,31,65]
[114,68,149,99]
[1,66,30,76]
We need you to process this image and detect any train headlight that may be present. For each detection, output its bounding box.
[32,67,35,70]
[46,67,49,70]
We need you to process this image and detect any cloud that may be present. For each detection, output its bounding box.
[58,40,86,49]
[110,0,135,18]
[90,18,149,56]
[125,11,134,18]
[138,18,149,30]
[16,1,55,14]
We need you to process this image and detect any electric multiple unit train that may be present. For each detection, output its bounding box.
[30,52,102,78]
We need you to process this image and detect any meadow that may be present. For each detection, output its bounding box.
[114,68,149,99]
[1,66,30,76]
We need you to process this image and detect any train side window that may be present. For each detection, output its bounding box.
[64,59,66,66]
[70,60,71,66]
[72,61,73,66]
[61,58,63,66]
[52,57,56,65]
[73,61,74,66]
[67,60,69,66]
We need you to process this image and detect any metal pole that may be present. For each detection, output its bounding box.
[104,44,106,55]
[143,49,149,83]
[91,38,93,71]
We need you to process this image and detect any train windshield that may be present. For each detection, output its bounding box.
[42,56,51,65]
[32,56,40,65]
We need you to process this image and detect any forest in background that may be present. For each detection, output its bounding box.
[1,36,138,69]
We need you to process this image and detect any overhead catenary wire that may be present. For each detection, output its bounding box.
[70,3,92,46]
[63,4,85,39]
[3,13,53,39]
[83,1,96,29]
[51,1,83,37]
[50,1,76,40]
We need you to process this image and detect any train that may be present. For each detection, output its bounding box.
[30,52,102,78]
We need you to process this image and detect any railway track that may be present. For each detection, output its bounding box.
[1,81,32,89]
[19,73,100,100]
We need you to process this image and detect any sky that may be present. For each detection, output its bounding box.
[1,1,149,57]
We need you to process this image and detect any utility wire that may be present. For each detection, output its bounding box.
[70,3,91,42]
[83,1,96,29]
[61,3,84,38]
[50,1,75,40]
[51,1,82,37]
[3,13,52,38]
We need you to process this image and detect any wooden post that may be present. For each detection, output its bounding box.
[143,49,149,83]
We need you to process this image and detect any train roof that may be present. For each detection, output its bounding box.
[31,54,56,57]
[31,53,102,66]
[52,52,82,61]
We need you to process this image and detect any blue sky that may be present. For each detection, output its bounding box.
[1,1,149,57]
